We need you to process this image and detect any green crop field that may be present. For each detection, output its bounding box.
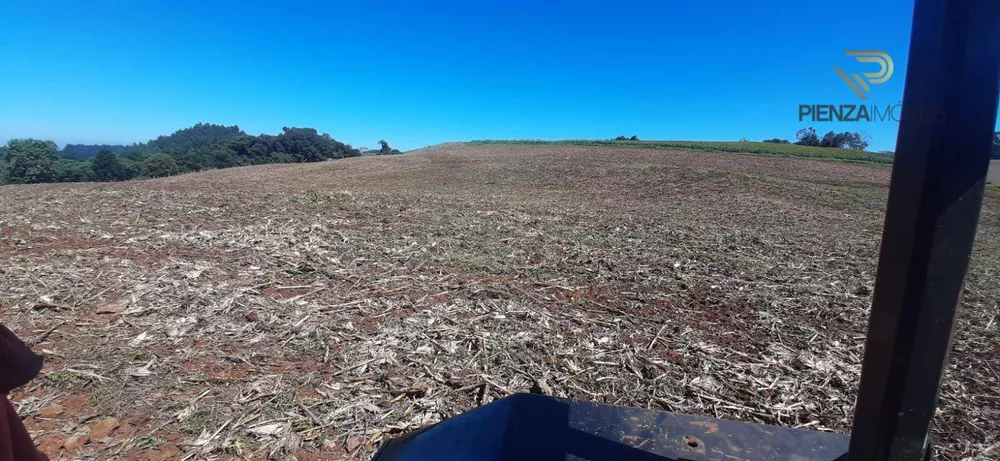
[469,139,895,165]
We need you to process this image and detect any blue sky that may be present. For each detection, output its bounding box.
[0,0,970,152]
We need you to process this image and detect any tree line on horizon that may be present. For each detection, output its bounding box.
[761,128,871,151]
[607,130,878,152]
[763,128,1000,158]
[0,123,404,185]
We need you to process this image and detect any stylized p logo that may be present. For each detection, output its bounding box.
[835,51,894,100]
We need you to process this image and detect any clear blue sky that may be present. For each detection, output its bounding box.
[1,0,985,152]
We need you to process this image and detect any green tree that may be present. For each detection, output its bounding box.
[818,131,869,150]
[377,140,402,155]
[148,123,244,152]
[247,127,359,163]
[991,132,1000,159]
[120,150,148,162]
[267,152,297,164]
[118,158,142,180]
[794,128,820,147]
[844,132,870,150]
[3,139,58,184]
[62,144,126,159]
[3,123,369,184]
[53,159,94,182]
[92,149,123,181]
[143,154,180,178]
[819,131,844,148]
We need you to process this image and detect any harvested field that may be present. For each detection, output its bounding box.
[2,143,999,460]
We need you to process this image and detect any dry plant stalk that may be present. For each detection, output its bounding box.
[1,143,997,460]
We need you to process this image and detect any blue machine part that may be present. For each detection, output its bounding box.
[373,393,848,461]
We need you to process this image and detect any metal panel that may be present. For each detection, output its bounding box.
[847,0,1000,459]
[374,393,849,461]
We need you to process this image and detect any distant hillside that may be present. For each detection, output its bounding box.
[1,123,368,185]
[470,139,895,165]
[62,144,127,159]
[121,123,247,156]
[149,123,245,152]
[404,142,465,156]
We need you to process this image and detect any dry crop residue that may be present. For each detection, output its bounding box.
[2,143,998,460]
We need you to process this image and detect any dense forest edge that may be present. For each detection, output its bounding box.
[0,123,403,185]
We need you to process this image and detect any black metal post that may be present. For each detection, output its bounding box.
[848,0,1000,459]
